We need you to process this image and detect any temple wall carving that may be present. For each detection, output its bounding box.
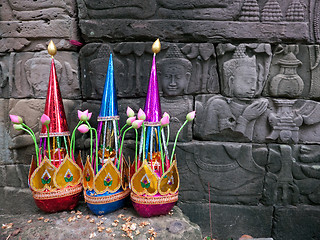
[1,0,320,239]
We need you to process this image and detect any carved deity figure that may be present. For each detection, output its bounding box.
[158,45,193,141]
[158,44,192,96]
[202,45,268,140]
[88,46,125,98]
[24,52,63,98]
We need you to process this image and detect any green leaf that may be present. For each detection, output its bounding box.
[104,180,113,186]
[41,179,46,185]
[64,176,73,183]
[85,176,90,182]
[141,181,150,189]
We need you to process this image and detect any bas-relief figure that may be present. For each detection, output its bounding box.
[264,144,320,206]
[11,51,80,99]
[178,142,267,204]
[196,44,271,142]
[80,42,218,99]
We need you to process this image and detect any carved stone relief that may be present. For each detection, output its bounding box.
[10,51,80,99]
[263,144,320,206]
[79,42,219,99]
[78,0,310,42]
[177,142,267,205]
[0,0,79,51]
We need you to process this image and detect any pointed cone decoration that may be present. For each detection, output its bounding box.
[40,52,69,137]
[98,53,119,121]
[144,41,162,125]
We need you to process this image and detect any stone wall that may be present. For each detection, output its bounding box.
[1,0,320,239]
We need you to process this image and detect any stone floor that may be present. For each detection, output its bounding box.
[0,202,202,240]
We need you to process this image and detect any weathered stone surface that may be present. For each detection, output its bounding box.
[0,0,79,52]
[263,144,320,206]
[78,1,312,42]
[175,141,267,205]
[194,94,270,142]
[217,43,272,98]
[0,166,5,187]
[79,42,218,99]
[2,187,36,214]
[273,205,320,240]
[0,51,80,99]
[0,204,202,239]
[178,202,273,240]
[79,20,309,43]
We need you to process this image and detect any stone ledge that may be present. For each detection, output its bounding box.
[0,204,202,240]
[79,20,309,43]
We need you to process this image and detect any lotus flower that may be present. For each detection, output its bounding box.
[126,116,136,126]
[186,111,196,121]
[137,108,146,120]
[78,124,90,133]
[9,115,23,124]
[126,107,135,118]
[78,110,92,121]
[132,120,144,129]
[40,114,50,125]
[13,124,23,130]
[160,115,170,127]
[163,112,170,119]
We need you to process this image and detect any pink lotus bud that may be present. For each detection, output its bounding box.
[186,111,196,121]
[160,115,170,127]
[13,124,23,130]
[126,107,135,118]
[163,112,170,119]
[132,120,144,129]
[137,108,146,120]
[126,116,136,126]
[9,115,23,124]
[88,112,92,121]
[40,114,50,125]
[78,110,91,121]
[78,124,90,133]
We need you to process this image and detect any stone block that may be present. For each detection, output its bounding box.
[178,202,273,240]
[78,1,311,42]
[0,51,80,99]
[194,94,270,143]
[0,166,5,187]
[3,187,37,214]
[5,165,21,187]
[175,141,267,205]
[0,0,79,52]
[273,205,320,240]
[79,42,218,99]
[263,144,320,206]
[263,44,320,100]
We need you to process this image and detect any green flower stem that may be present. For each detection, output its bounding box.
[45,125,51,162]
[21,127,39,166]
[170,120,189,164]
[120,123,128,136]
[159,127,165,175]
[118,126,133,170]
[70,121,83,157]
[142,123,146,163]
[63,136,69,156]
[88,126,98,174]
[166,125,170,146]
[135,128,138,172]
[21,123,37,141]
